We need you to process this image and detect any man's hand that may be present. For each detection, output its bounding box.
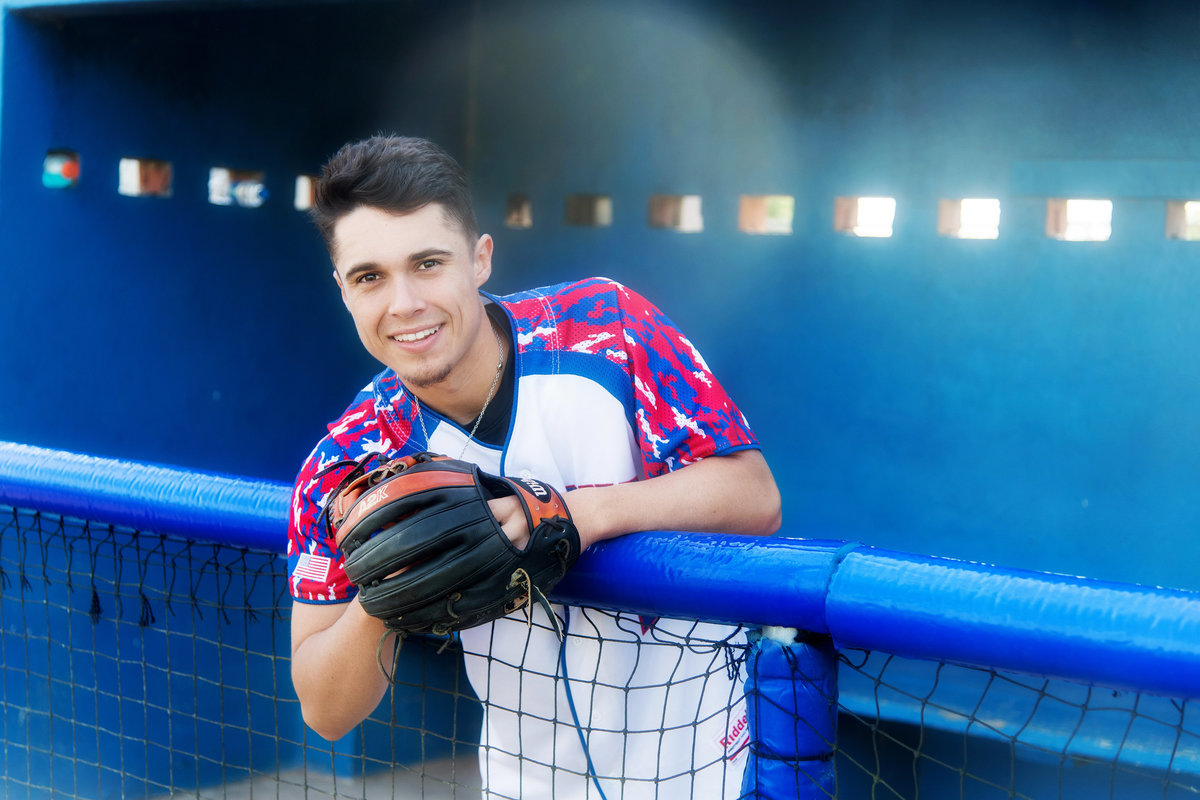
[488,495,530,549]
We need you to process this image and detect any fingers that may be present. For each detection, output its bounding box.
[489,496,530,549]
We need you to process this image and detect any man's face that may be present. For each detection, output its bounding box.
[331,203,493,393]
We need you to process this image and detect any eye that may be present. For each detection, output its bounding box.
[416,259,440,271]
[353,271,380,285]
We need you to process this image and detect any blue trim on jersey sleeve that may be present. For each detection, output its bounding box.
[713,442,762,458]
[520,350,636,422]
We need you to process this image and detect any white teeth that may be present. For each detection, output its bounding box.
[392,325,440,343]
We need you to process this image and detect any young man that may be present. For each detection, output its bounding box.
[288,135,781,799]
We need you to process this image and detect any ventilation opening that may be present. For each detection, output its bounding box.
[294,175,316,211]
[1165,200,1200,241]
[118,158,172,198]
[1046,199,1112,241]
[738,195,794,235]
[835,196,895,238]
[565,194,612,227]
[648,195,703,233]
[43,149,81,189]
[506,193,533,229]
[209,168,267,208]
[938,198,1000,240]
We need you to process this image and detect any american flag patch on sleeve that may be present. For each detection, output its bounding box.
[293,553,332,584]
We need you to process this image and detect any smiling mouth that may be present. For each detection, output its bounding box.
[392,325,442,344]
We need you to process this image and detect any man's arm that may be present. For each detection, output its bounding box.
[290,598,398,741]
[495,449,781,551]
[569,448,781,549]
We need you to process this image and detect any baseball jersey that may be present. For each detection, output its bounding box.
[289,277,760,799]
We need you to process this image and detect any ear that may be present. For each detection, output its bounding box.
[473,234,494,287]
[332,268,349,307]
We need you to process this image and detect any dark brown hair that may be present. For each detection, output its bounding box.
[309,135,478,253]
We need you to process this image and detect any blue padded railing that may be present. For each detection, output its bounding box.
[2,440,1198,702]
[0,441,289,552]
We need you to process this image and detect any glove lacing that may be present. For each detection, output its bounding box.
[509,568,566,642]
[432,593,464,637]
[376,630,404,684]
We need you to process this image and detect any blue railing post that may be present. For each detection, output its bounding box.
[742,628,838,799]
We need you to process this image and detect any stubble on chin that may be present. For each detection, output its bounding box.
[398,360,454,390]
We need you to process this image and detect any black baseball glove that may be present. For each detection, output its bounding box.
[326,452,580,639]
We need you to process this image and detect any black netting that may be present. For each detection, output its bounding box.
[836,650,1200,799]
[0,506,481,799]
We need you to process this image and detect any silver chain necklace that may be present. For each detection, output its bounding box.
[414,316,506,459]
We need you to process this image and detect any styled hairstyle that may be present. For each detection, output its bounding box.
[309,135,478,253]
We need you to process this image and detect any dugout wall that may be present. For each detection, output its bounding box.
[5,0,1200,597]
[2,0,1199,643]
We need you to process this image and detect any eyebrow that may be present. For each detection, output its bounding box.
[409,247,455,263]
[341,262,379,283]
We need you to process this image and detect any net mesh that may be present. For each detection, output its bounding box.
[457,609,751,798]
[836,651,1200,799]
[0,506,482,799]
[1,504,1197,799]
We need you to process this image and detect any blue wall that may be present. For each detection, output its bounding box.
[0,1,471,480]
[3,0,1200,591]
[469,0,1200,593]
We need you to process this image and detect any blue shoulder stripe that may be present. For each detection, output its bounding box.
[520,350,636,423]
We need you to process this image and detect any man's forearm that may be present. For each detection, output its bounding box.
[290,599,397,741]
[566,449,782,551]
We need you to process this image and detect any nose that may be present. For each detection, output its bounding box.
[385,275,426,318]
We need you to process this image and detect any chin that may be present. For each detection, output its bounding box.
[397,362,455,390]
